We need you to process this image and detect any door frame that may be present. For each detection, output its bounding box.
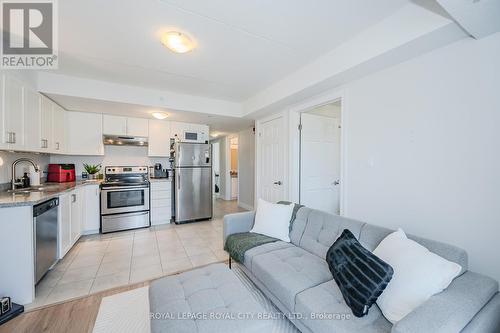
[226,134,239,201]
[255,111,289,205]
[288,88,347,215]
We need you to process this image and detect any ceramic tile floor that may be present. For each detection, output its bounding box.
[27,199,246,310]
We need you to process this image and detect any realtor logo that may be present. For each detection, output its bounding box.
[1,0,58,69]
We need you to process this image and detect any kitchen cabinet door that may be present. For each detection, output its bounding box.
[148,120,170,157]
[103,114,127,135]
[170,121,189,140]
[40,96,53,152]
[58,193,72,258]
[70,188,82,245]
[82,185,100,233]
[24,87,42,152]
[3,75,25,150]
[127,117,148,137]
[52,103,66,153]
[67,111,104,155]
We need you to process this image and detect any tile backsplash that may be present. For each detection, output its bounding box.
[49,145,170,177]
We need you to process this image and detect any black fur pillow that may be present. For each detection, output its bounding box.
[326,229,394,317]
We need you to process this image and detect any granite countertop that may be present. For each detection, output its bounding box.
[0,180,102,208]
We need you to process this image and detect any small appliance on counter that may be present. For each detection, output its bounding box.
[149,163,168,179]
[47,164,76,183]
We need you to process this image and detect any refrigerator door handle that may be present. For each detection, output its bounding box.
[177,170,181,190]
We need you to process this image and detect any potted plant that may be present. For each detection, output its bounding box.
[83,163,101,180]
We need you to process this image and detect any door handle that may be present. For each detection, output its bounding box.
[273,181,282,185]
[333,180,340,186]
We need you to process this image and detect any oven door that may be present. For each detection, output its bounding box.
[101,186,150,215]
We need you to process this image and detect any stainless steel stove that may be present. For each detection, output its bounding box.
[100,166,150,233]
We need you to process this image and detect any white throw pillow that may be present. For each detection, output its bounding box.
[374,228,461,323]
[250,199,294,242]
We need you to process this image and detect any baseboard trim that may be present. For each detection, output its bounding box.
[238,202,254,210]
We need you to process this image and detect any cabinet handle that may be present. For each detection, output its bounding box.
[71,194,76,203]
[6,132,11,143]
[56,142,60,150]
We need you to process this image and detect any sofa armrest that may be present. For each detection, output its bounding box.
[223,211,256,244]
[391,271,499,333]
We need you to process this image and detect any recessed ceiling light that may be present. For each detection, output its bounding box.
[161,31,195,53]
[152,112,169,120]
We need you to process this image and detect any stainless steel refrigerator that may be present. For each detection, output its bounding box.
[173,142,212,224]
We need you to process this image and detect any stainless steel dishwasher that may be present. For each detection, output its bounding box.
[33,198,59,284]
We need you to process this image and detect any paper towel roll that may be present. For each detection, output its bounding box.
[29,166,40,186]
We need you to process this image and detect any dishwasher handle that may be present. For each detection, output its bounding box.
[33,198,59,217]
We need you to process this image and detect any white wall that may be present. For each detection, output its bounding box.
[0,151,50,185]
[342,32,500,282]
[49,146,170,176]
[257,32,500,282]
[238,127,255,209]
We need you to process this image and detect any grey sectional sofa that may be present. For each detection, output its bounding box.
[223,206,500,333]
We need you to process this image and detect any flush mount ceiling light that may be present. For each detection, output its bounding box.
[152,112,169,120]
[161,31,195,53]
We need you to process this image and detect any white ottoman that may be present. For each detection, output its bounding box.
[149,263,273,333]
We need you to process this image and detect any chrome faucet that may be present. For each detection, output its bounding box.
[11,158,40,190]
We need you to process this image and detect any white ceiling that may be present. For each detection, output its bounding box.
[47,94,254,135]
[55,0,409,101]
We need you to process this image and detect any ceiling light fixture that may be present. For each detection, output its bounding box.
[161,31,195,53]
[152,112,169,120]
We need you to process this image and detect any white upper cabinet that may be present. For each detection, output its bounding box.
[170,121,188,140]
[103,115,148,137]
[3,75,25,150]
[67,111,104,155]
[24,87,41,152]
[52,103,66,153]
[148,120,171,157]
[103,114,127,135]
[127,117,148,137]
[40,95,53,152]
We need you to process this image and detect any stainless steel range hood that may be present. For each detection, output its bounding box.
[103,135,148,147]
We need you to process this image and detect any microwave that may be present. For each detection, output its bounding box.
[182,130,208,143]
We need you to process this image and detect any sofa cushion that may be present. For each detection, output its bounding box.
[243,241,294,272]
[359,224,468,274]
[251,245,332,311]
[295,280,392,333]
[297,207,365,259]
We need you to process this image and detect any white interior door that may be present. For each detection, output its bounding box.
[259,115,285,202]
[300,113,341,214]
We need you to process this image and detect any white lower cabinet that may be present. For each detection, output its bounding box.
[151,180,172,225]
[58,193,72,258]
[82,185,100,234]
[70,188,83,245]
[58,186,90,259]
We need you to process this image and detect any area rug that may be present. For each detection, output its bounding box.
[93,264,299,333]
[93,286,150,333]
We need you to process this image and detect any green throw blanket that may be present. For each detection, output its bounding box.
[224,202,304,263]
[224,232,278,263]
